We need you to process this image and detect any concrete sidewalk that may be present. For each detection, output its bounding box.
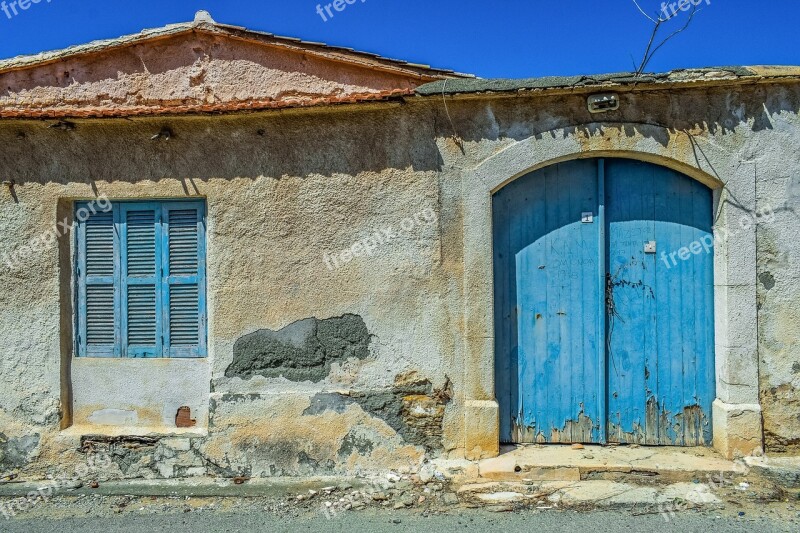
[427,444,793,513]
[0,476,365,498]
[0,444,795,517]
[449,444,748,484]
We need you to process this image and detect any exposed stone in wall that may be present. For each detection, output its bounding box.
[226,314,371,382]
[762,384,800,452]
[195,373,449,479]
[205,390,426,477]
[0,432,40,473]
[78,435,212,479]
[303,372,451,452]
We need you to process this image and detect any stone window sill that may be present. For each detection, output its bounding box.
[60,425,208,438]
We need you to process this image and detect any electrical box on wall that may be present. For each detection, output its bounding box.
[588,93,620,113]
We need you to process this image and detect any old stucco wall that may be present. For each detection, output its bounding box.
[0,30,436,118]
[754,115,800,453]
[0,103,464,479]
[0,80,798,480]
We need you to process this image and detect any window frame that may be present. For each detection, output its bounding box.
[74,199,208,359]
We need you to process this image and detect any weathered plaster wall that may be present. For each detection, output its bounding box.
[0,80,799,480]
[0,31,430,117]
[754,101,800,452]
[0,103,462,479]
[71,358,210,429]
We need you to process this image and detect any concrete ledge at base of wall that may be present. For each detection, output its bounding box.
[0,478,737,514]
[434,444,750,486]
[454,480,727,511]
[59,425,209,438]
[745,456,800,489]
[0,476,369,498]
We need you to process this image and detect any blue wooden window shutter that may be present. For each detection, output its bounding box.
[76,200,206,358]
[120,202,161,358]
[162,202,207,358]
[76,205,120,357]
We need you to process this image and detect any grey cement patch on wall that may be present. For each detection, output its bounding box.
[226,314,371,383]
[759,272,776,291]
[303,393,355,415]
[0,433,40,472]
[338,429,376,458]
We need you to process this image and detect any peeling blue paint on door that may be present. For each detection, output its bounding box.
[605,160,715,445]
[494,158,715,445]
[493,159,604,443]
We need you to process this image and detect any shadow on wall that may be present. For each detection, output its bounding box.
[442,84,800,145]
[0,103,444,186]
[2,84,797,188]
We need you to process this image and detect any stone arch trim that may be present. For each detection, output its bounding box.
[461,123,763,460]
[474,122,727,193]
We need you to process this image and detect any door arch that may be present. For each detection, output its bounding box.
[493,158,715,445]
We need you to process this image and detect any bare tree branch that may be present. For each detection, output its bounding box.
[631,0,657,24]
[636,5,700,76]
[632,2,702,77]
[635,18,664,76]
[640,7,700,73]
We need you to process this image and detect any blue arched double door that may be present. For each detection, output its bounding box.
[493,158,715,445]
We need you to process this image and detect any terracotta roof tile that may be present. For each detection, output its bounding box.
[0,89,414,119]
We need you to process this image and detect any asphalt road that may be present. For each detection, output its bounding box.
[3,509,797,533]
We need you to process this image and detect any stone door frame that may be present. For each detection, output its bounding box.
[461,123,764,460]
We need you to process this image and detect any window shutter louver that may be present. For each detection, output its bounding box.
[120,204,161,357]
[77,205,119,357]
[162,202,206,358]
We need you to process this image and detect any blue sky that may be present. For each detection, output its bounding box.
[0,0,797,78]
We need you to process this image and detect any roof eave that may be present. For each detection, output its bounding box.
[415,66,800,98]
[0,19,472,80]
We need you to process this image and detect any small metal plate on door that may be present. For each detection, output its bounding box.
[644,241,657,254]
[582,212,594,224]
